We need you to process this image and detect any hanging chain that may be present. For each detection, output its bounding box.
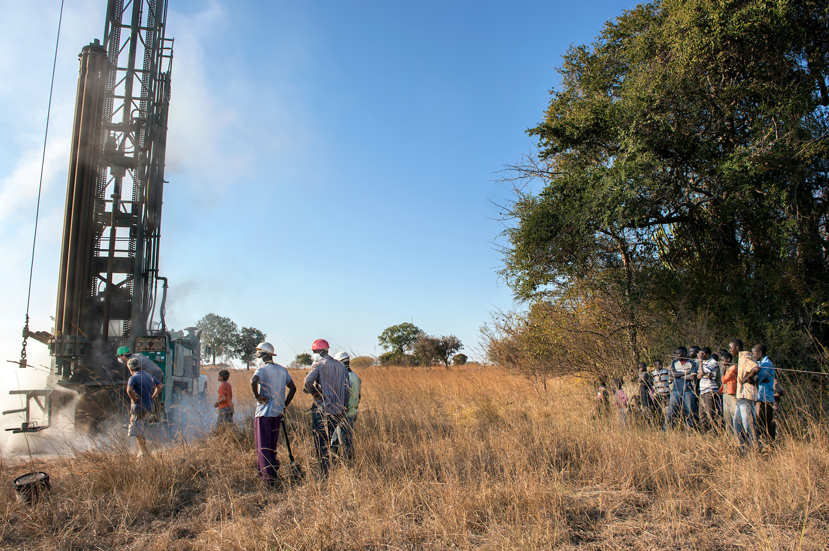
[20,314,30,368]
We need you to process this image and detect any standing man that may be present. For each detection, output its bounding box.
[735,349,759,452]
[126,358,162,456]
[637,362,654,414]
[304,339,350,475]
[651,360,671,424]
[753,344,776,447]
[117,346,164,383]
[696,347,719,431]
[332,352,361,460]
[251,341,296,486]
[117,346,165,420]
[720,351,738,435]
[665,347,697,430]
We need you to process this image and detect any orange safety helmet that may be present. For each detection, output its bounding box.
[312,339,330,351]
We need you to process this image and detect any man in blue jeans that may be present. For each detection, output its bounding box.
[304,339,350,475]
[735,350,760,452]
[664,347,698,430]
[753,344,776,447]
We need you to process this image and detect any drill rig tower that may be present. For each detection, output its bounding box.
[5,0,200,433]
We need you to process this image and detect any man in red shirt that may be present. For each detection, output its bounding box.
[214,369,234,427]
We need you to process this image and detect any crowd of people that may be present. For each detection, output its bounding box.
[594,339,782,451]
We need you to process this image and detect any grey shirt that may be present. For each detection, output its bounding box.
[303,355,350,415]
[130,354,164,382]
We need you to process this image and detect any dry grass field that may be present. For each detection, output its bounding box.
[1,365,828,550]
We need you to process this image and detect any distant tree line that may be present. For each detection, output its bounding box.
[377,322,465,368]
[486,0,829,383]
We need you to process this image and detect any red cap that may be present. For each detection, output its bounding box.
[312,339,330,351]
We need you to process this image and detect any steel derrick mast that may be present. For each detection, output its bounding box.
[52,0,173,384]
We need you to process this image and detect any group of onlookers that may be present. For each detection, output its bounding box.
[594,339,781,451]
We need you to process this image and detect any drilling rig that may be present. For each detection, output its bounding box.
[4,0,200,433]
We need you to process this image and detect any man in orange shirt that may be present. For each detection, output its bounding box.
[720,351,737,435]
[214,369,234,427]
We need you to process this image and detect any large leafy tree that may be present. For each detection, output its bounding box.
[378,323,424,356]
[196,314,239,365]
[233,326,266,369]
[503,0,829,369]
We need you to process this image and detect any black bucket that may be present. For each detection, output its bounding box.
[13,472,51,504]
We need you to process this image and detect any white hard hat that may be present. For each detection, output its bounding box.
[333,351,350,362]
[255,342,276,357]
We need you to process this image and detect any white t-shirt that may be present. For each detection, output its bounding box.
[253,362,293,417]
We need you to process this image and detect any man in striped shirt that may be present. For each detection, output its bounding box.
[304,338,351,475]
[651,360,671,421]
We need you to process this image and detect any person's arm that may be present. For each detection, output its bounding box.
[251,375,268,404]
[740,363,760,384]
[285,379,297,407]
[152,382,162,399]
[126,385,139,404]
[303,367,321,397]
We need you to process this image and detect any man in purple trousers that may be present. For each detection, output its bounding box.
[250,341,296,485]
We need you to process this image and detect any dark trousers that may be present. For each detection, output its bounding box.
[254,415,282,485]
[756,401,776,445]
[311,409,343,475]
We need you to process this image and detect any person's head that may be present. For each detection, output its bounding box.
[116,345,131,364]
[333,351,350,368]
[675,346,688,361]
[698,346,711,360]
[638,362,647,372]
[614,378,624,390]
[752,344,767,362]
[729,339,743,356]
[721,351,733,363]
[311,339,330,356]
[255,341,276,361]
[654,359,663,369]
[218,369,229,382]
[689,346,700,359]
[127,358,141,373]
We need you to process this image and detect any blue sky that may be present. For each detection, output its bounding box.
[0,0,636,371]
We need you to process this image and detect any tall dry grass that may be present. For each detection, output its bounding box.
[1,365,828,550]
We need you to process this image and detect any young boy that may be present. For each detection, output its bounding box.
[696,347,718,431]
[214,369,234,427]
[719,351,737,434]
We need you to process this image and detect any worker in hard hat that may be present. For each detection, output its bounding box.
[250,341,296,486]
[331,351,361,461]
[303,339,350,475]
[116,346,164,383]
[117,346,165,421]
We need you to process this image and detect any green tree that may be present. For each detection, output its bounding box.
[196,313,238,365]
[452,353,468,366]
[295,353,312,367]
[378,323,424,356]
[502,0,829,370]
[233,326,266,369]
[413,334,463,368]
